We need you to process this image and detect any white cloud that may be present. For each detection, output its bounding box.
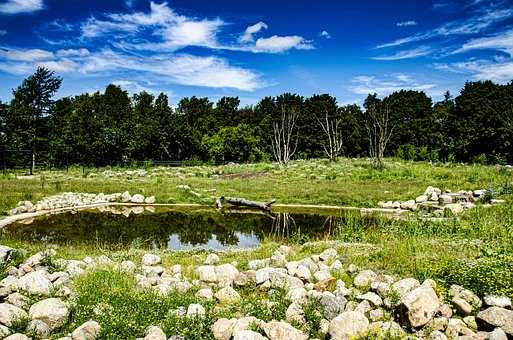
[0,48,263,91]
[396,21,417,27]
[0,47,53,61]
[434,58,513,83]
[319,30,331,39]
[456,28,513,56]
[160,18,223,48]
[56,48,90,57]
[0,30,6,36]
[240,22,268,42]
[377,6,513,49]
[254,35,313,53]
[0,0,43,14]
[112,80,156,94]
[350,73,436,96]
[37,58,77,72]
[79,2,310,54]
[81,1,223,50]
[372,46,431,60]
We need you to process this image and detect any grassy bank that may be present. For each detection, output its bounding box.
[1,158,513,301]
[0,158,509,214]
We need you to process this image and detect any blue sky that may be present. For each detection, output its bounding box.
[1,0,513,105]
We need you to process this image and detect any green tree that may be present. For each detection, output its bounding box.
[202,123,264,163]
[7,67,62,173]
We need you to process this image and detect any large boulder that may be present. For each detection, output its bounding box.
[29,298,69,330]
[476,307,513,336]
[328,311,369,339]
[399,285,440,327]
[0,303,28,327]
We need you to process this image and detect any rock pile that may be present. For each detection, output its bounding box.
[8,192,156,216]
[0,244,511,339]
[0,246,102,339]
[379,186,505,215]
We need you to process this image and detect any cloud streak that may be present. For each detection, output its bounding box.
[0,0,43,14]
[377,5,513,49]
[372,46,431,60]
[350,74,436,96]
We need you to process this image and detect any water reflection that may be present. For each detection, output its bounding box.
[2,207,360,251]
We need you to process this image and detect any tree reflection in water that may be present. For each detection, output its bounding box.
[2,207,375,250]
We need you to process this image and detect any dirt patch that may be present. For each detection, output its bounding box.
[217,172,267,180]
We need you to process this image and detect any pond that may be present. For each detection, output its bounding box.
[1,206,378,251]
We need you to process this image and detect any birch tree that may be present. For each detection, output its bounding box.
[271,93,302,165]
[365,100,394,169]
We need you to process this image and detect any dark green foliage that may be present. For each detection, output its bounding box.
[3,69,513,167]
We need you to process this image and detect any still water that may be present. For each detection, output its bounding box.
[2,206,371,251]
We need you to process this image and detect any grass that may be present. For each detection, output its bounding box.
[1,158,509,214]
[1,158,513,338]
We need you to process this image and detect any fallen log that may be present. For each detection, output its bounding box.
[219,196,276,211]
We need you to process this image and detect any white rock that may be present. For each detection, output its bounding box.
[144,326,166,340]
[144,196,156,204]
[353,270,377,288]
[0,324,10,338]
[319,248,337,262]
[233,330,266,340]
[4,334,30,340]
[121,191,131,202]
[0,303,28,327]
[211,318,235,340]
[120,260,137,273]
[186,304,205,318]
[26,319,51,337]
[400,285,440,327]
[357,292,383,306]
[285,302,305,323]
[484,295,512,309]
[415,195,428,203]
[130,194,145,203]
[18,270,52,296]
[215,264,239,286]
[262,321,308,340]
[196,266,217,283]
[294,265,312,281]
[29,298,70,330]
[215,286,241,304]
[286,287,308,304]
[392,278,420,297]
[142,254,161,266]
[488,328,508,340]
[71,320,101,340]
[196,288,214,301]
[329,311,369,340]
[314,269,332,282]
[205,253,220,265]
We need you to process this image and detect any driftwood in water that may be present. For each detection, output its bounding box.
[219,196,276,211]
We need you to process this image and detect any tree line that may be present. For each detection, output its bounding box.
[1,67,513,169]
